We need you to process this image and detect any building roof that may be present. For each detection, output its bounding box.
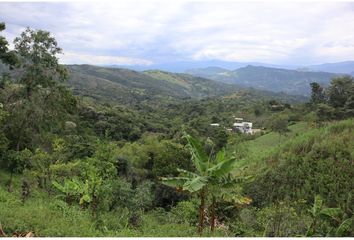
[233,122,253,127]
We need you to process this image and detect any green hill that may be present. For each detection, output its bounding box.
[1,63,307,105]
[66,65,239,104]
[231,122,310,172]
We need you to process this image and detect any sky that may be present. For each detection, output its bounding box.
[1,1,354,66]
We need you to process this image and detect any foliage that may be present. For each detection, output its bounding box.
[161,132,250,233]
[1,27,76,151]
[0,23,18,68]
[310,82,327,104]
[306,195,354,237]
[311,76,354,120]
[246,119,354,215]
[267,114,290,141]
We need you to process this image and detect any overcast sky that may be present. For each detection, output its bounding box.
[1,1,354,66]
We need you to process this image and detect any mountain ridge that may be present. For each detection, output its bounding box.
[186,65,340,96]
[104,60,354,74]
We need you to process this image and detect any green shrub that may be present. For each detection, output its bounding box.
[169,199,199,225]
[247,119,354,214]
[0,187,101,236]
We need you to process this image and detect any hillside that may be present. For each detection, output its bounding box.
[231,122,310,173]
[186,65,339,96]
[66,65,239,104]
[0,63,307,106]
[246,119,354,210]
[65,65,306,105]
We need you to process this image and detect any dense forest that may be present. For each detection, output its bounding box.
[0,23,354,237]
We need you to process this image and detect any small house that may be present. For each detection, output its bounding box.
[233,120,253,134]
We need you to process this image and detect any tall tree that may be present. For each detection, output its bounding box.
[327,76,354,119]
[2,27,76,150]
[0,22,18,68]
[13,27,67,98]
[327,76,353,109]
[310,82,326,104]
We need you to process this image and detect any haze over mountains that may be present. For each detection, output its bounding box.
[107,60,298,73]
[306,61,354,74]
[109,60,354,74]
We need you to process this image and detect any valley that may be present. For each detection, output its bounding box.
[0,14,354,238]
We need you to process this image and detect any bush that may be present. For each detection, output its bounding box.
[0,187,102,236]
[169,199,199,225]
[246,119,354,214]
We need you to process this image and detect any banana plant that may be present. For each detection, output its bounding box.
[53,177,94,207]
[52,178,85,205]
[161,132,250,234]
[306,195,348,237]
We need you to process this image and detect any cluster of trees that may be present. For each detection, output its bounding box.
[310,77,354,120]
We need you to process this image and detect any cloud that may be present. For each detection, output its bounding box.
[0,1,353,65]
[59,51,153,66]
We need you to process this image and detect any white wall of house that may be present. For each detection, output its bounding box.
[233,122,253,134]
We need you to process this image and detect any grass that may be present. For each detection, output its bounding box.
[0,170,227,237]
[143,70,191,90]
[230,122,310,175]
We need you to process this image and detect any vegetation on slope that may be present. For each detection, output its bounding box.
[66,65,239,104]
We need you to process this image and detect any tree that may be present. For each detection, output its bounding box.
[2,27,76,151]
[0,105,9,160]
[0,22,18,68]
[268,115,290,142]
[161,132,249,234]
[13,27,67,97]
[309,77,354,121]
[327,76,353,109]
[3,148,32,192]
[310,82,326,104]
[344,92,354,117]
[327,76,354,119]
[316,103,335,122]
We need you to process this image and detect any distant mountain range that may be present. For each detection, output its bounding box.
[186,65,339,96]
[105,60,297,73]
[305,61,354,74]
[107,60,354,74]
